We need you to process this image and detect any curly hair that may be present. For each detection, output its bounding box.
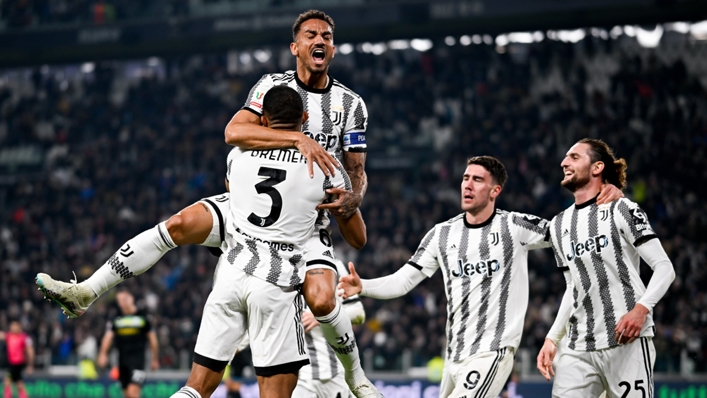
[577,138,627,190]
[292,10,335,41]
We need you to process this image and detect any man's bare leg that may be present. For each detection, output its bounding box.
[257,373,298,398]
[171,362,225,398]
[304,269,377,397]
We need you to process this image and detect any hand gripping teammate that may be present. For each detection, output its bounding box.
[337,156,623,398]
[36,9,378,397]
[536,139,675,398]
[171,86,367,398]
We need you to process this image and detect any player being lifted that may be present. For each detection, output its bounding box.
[171,86,364,398]
[36,9,378,397]
[536,139,675,398]
[338,156,622,398]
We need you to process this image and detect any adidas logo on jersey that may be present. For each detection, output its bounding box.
[562,229,570,237]
[322,250,333,259]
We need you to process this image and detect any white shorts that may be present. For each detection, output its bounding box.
[193,258,309,376]
[552,337,655,398]
[303,228,339,272]
[198,193,230,248]
[439,347,515,398]
[292,374,351,398]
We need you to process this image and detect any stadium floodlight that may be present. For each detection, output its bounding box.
[507,32,534,43]
[557,29,585,43]
[546,30,558,41]
[690,20,707,40]
[610,26,623,39]
[482,35,493,45]
[388,40,409,50]
[472,35,482,44]
[81,62,95,73]
[371,43,387,55]
[533,31,544,42]
[410,39,433,52]
[253,50,271,63]
[636,25,663,48]
[339,43,354,54]
[623,25,636,37]
[239,52,251,65]
[147,57,160,67]
[445,36,456,46]
[460,35,472,46]
[495,34,509,47]
[360,42,372,53]
[665,22,690,34]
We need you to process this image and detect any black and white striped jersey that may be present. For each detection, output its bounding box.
[242,71,368,232]
[299,260,359,381]
[549,197,658,352]
[242,71,368,161]
[223,146,351,287]
[409,209,551,362]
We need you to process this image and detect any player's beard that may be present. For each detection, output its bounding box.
[561,169,590,192]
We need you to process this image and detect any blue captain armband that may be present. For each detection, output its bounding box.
[343,131,367,152]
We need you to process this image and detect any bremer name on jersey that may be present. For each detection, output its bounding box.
[409,209,551,362]
[550,197,658,352]
[224,146,351,287]
[242,71,368,162]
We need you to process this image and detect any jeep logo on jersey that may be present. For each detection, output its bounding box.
[304,131,338,152]
[452,259,500,278]
[566,235,609,261]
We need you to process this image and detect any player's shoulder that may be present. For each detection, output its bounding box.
[613,197,640,209]
[439,213,465,227]
[331,78,363,100]
[258,70,296,85]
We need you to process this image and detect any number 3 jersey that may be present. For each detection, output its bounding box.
[409,209,551,362]
[224,146,351,287]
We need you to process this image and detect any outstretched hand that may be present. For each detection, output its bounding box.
[597,183,624,205]
[296,135,339,178]
[337,262,363,299]
[536,339,558,381]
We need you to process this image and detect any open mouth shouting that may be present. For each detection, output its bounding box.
[312,48,326,66]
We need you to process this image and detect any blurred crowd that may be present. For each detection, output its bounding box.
[0,34,706,375]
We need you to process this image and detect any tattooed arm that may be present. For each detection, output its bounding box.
[317,151,367,219]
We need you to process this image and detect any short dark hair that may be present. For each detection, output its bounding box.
[577,138,627,189]
[262,85,303,126]
[467,156,508,187]
[292,9,335,41]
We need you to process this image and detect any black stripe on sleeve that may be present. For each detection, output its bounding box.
[407,261,423,271]
[345,147,367,153]
[558,266,570,272]
[634,234,658,247]
[240,106,263,117]
[202,198,225,243]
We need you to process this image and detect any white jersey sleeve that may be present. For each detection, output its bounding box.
[342,95,368,152]
[406,226,441,277]
[509,212,552,250]
[241,74,275,116]
[613,198,657,247]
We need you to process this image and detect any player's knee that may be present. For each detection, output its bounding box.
[307,291,337,316]
[166,213,188,245]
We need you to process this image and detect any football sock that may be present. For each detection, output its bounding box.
[315,301,367,386]
[17,389,27,398]
[85,221,177,297]
[3,384,11,398]
[171,386,202,398]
